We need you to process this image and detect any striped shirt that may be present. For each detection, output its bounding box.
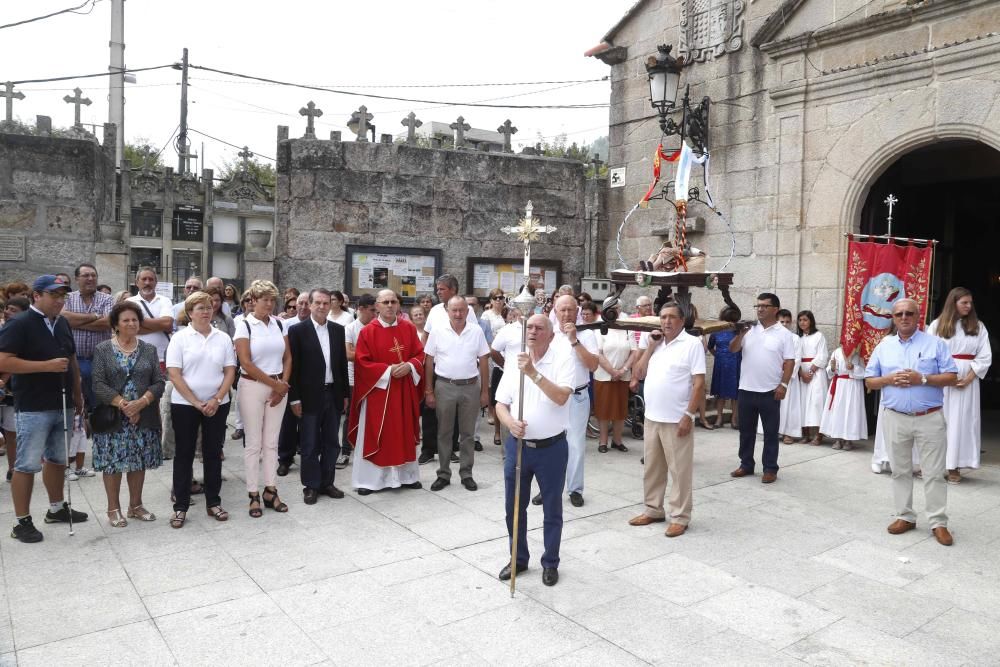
[64,290,113,359]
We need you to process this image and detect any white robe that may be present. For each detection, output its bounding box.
[819,348,867,441]
[927,318,992,470]
[798,331,829,427]
[758,336,802,438]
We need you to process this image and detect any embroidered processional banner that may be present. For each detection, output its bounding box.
[840,236,933,362]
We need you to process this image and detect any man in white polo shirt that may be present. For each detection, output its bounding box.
[424,295,489,492]
[729,292,796,483]
[128,267,174,366]
[629,302,706,537]
[496,314,574,587]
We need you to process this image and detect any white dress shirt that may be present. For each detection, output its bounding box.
[643,330,707,423]
[128,293,173,362]
[554,329,598,388]
[425,320,489,380]
[424,302,475,334]
[495,342,575,439]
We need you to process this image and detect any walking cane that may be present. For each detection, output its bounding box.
[508,312,529,598]
[60,363,75,537]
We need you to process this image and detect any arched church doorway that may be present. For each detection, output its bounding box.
[859,139,1000,444]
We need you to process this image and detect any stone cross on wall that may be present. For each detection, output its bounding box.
[497,119,518,153]
[350,105,373,142]
[2,82,25,122]
[401,112,422,144]
[238,146,254,174]
[450,116,471,149]
[63,87,92,127]
[589,153,604,176]
[299,101,323,139]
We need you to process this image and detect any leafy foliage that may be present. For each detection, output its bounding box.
[124,139,165,171]
[216,156,276,186]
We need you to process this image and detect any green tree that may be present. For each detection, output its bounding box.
[216,156,276,186]
[536,132,609,177]
[124,138,165,171]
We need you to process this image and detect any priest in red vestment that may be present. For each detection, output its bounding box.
[348,289,425,494]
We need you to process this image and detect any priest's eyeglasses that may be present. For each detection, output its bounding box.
[379,299,399,305]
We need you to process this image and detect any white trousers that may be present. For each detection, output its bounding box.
[238,379,287,493]
[565,391,589,494]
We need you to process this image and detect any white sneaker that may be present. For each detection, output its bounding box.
[74,467,96,477]
[871,462,882,474]
[64,468,79,481]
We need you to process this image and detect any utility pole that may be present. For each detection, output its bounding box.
[109,0,125,167]
[175,47,195,174]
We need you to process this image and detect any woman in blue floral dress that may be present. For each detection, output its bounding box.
[91,301,164,528]
[707,307,742,428]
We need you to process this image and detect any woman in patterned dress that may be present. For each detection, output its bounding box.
[91,301,165,528]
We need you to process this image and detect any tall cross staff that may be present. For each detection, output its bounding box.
[884,194,898,236]
[500,201,556,598]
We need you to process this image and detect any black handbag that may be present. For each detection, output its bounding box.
[90,370,133,434]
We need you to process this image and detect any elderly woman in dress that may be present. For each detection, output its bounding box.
[166,291,237,528]
[928,287,992,484]
[234,280,292,517]
[91,301,165,527]
[594,302,638,452]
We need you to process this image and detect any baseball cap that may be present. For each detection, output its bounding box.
[32,275,70,293]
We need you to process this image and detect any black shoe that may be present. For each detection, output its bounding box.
[322,484,345,499]
[498,562,528,581]
[402,481,422,490]
[303,488,318,505]
[418,452,434,465]
[10,518,43,543]
[450,453,460,463]
[542,567,559,586]
[356,488,373,496]
[277,463,291,477]
[44,502,88,524]
[231,428,244,440]
[430,477,450,492]
[569,492,584,507]
[531,493,543,506]
[462,477,478,491]
[5,470,11,482]
[335,453,350,470]
[474,440,483,452]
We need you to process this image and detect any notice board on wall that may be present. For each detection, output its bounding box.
[465,257,561,299]
[344,244,442,302]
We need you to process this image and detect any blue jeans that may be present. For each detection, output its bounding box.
[565,390,589,494]
[504,434,568,569]
[737,389,780,473]
[15,410,69,473]
[77,357,96,412]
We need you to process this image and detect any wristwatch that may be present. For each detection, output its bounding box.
[779,382,788,388]
[684,410,696,420]
[571,340,580,347]
[920,374,928,385]
[531,371,543,384]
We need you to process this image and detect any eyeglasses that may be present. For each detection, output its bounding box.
[491,296,504,301]
[754,304,777,309]
[893,310,917,318]
[285,304,296,310]
[378,299,399,305]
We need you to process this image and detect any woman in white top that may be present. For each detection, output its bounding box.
[797,310,829,445]
[819,346,867,450]
[481,288,507,443]
[328,290,355,328]
[927,287,992,483]
[594,305,638,452]
[233,280,292,517]
[166,291,237,527]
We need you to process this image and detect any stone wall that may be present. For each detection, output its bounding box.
[275,134,590,293]
[0,128,115,283]
[598,0,1000,336]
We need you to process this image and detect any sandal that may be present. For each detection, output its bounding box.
[127,505,156,522]
[169,511,186,529]
[262,487,288,513]
[493,436,502,446]
[248,492,263,518]
[611,442,629,452]
[782,436,794,445]
[107,509,128,528]
[190,481,205,495]
[598,444,609,453]
[206,505,229,522]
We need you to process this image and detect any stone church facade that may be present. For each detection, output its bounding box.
[590,0,1000,337]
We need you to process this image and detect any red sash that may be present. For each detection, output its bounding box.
[801,357,814,363]
[953,354,974,360]
[827,374,850,409]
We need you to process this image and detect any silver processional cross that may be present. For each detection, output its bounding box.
[884,193,898,236]
[501,201,557,296]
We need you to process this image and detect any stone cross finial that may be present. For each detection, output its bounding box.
[63,87,92,127]
[497,119,518,153]
[1,81,25,122]
[589,153,604,176]
[501,200,557,293]
[401,112,422,144]
[349,105,373,142]
[884,193,898,236]
[450,116,471,149]
[299,101,323,139]
[238,146,254,173]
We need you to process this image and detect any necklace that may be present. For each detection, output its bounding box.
[113,336,138,355]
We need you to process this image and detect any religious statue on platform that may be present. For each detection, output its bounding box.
[640,241,707,273]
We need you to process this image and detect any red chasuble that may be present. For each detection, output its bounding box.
[347,318,425,467]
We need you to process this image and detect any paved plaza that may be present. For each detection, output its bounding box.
[1,420,999,666]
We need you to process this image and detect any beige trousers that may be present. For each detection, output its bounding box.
[883,408,948,528]
[642,419,694,525]
[238,378,287,493]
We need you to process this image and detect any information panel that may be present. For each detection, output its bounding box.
[465,257,561,299]
[344,245,442,303]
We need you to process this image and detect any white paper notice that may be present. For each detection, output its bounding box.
[544,270,557,293]
[391,256,407,272]
[358,268,373,289]
[156,283,173,300]
[416,275,434,292]
[352,254,368,269]
[499,272,516,293]
[407,256,424,272]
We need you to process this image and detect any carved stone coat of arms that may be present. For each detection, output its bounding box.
[679,0,746,62]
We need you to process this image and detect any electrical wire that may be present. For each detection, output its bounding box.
[191,76,608,89]
[11,64,176,86]
[0,0,100,31]
[189,64,608,109]
[153,125,179,162]
[187,127,275,162]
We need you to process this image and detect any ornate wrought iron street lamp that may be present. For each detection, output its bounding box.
[645,44,711,154]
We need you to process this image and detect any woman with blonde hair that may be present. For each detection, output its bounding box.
[234,280,292,517]
[927,287,992,483]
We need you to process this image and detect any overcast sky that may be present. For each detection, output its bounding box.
[1,0,633,172]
